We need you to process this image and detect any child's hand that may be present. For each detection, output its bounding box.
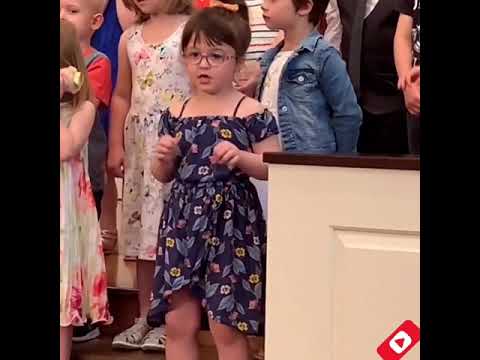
[60,66,83,94]
[409,66,420,86]
[403,83,420,115]
[233,62,261,97]
[153,135,180,162]
[211,141,241,170]
[397,72,410,90]
[60,74,65,98]
[107,145,125,178]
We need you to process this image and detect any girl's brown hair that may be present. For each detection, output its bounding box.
[122,0,192,23]
[60,19,90,108]
[181,0,250,58]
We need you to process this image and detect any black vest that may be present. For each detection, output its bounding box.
[338,0,404,114]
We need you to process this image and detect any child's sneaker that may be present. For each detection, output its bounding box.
[72,322,100,343]
[112,318,151,350]
[141,326,167,351]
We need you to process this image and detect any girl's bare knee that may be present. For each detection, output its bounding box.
[209,318,245,347]
[165,289,201,340]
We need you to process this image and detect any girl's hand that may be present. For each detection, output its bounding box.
[153,135,180,163]
[403,83,420,115]
[409,66,420,86]
[211,141,241,170]
[60,74,65,98]
[234,62,261,97]
[397,72,410,90]
[60,66,82,94]
[107,145,125,178]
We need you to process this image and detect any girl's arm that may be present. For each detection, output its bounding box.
[394,14,413,90]
[60,100,96,161]
[151,134,180,183]
[324,0,342,53]
[151,157,177,183]
[212,135,280,181]
[107,31,132,176]
[238,135,280,180]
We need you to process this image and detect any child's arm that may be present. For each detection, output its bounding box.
[404,65,420,115]
[151,135,179,183]
[87,56,112,110]
[394,14,413,90]
[211,135,280,181]
[318,48,362,153]
[107,31,132,177]
[60,100,96,161]
[212,102,281,180]
[324,0,343,53]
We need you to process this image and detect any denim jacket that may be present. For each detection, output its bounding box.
[258,31,362,153]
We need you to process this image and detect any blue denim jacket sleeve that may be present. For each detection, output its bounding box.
[317,48,362,153]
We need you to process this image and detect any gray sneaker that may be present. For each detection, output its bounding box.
[141,326,167,351]
[112,318,151,350]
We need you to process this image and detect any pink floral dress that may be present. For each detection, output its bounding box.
[60,102,112,327]
[122,22,191,261]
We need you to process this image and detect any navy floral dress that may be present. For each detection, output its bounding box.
[147,106,279,335]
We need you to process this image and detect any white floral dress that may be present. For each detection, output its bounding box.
[123,22,192,261]
[60,102,112,327]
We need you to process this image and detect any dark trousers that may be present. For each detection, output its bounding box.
[407,113,420,155]
[93,190,104,220]
[357,109,409,155]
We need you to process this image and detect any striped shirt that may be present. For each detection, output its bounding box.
[245,0,280,62]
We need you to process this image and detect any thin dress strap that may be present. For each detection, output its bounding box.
[233,96,247,117]
[178,98,191,118]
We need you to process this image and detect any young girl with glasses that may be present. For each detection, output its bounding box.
[147,1,280,359]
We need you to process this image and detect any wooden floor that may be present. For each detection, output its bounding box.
[72,336,219,360]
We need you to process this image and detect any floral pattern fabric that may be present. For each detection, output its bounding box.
[60,103,112,327]
[122,23,191,261]
[147,109,279,335]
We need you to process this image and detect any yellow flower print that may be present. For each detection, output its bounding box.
[211,237,220,246]
[170,267,181,277]
[220,129,232,139]
[215,194,223,204]
[249,274,260,285]
[139,71,155,90]
[166,238,175,248]
[235,247,246,257]
[237,322,249,332]
[175,132,183,141]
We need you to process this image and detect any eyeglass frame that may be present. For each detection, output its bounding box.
[182,49,238,67]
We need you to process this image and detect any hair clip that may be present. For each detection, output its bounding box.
[195,0,239,12]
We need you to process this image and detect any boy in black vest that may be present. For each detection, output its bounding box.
[394,0,420,154]
[325,0,413,154]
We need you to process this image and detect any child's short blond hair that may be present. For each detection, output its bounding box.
[122,0,191,23]
[85,0,108,14]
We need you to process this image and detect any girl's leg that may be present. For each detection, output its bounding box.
[99,174,118,251]
[166,289,202,360]
[60,326,73,360]
[137,259,155,318]
[209,318,250,360]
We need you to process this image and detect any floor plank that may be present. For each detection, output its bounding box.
[72,336,219,360]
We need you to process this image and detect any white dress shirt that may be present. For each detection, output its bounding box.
[324,0,380,55]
